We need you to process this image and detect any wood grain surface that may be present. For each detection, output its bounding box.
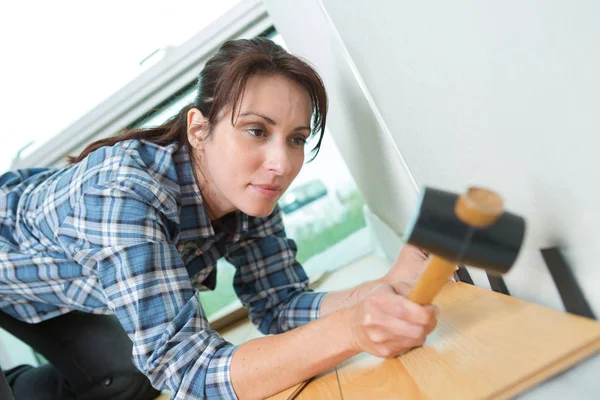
[269,282,600,400]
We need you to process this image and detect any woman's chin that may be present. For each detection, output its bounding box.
[238,200,277,218]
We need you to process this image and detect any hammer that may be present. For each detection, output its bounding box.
[403,186,526,305]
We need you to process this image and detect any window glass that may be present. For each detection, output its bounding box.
[136,30,368,318]
[1,1,241,173]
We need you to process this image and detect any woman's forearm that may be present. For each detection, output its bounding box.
[230,307,359,400]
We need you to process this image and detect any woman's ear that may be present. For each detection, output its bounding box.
[187,108,209,150]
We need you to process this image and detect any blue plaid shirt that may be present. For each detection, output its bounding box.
[0,139,326,399]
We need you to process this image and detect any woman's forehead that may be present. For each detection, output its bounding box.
[215,75,312,126]
[242,76,311,113]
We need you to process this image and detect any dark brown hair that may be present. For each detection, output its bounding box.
[68,37,328,164]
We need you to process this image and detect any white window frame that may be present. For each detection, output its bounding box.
[11,0,272,170]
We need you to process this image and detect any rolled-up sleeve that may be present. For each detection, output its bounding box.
[56,183,239,399]
[225,207,326,335]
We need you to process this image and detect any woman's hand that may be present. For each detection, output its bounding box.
[346,283,438,358]
[381,244,457,293]
[382,244,430,289]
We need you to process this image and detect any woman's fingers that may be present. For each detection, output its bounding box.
[389,281,413,297]
[370,286,439,326]
[362,288,438,341]
[361,314,436,357]
[352,283,440,358]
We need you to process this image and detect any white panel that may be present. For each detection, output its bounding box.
[270,0,600,313]
[318,0,600,314]
[266,0,600,395]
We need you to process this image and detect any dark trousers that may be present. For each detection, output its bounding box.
[0,311,161,400]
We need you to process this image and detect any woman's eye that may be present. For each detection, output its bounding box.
[291,136,308,146]
[246,128,265,137]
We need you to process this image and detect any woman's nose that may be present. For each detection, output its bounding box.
[264,141,292,176]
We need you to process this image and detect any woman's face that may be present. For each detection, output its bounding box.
[188,74,312,219]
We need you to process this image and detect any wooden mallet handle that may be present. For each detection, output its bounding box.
[407,187,504,305]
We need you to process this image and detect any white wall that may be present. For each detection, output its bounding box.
[266,1,599,395]
[268,0,599,313]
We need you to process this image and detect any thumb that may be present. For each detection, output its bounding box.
[392,281,413,297]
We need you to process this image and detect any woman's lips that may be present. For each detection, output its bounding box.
[251,184,282,198]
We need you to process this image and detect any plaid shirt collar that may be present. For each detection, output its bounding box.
[173,144,249,243]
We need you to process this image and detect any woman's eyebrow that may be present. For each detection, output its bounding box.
[238,111,277,125]
[238,111,310,132]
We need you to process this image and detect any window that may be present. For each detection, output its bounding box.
[2,1,244,174]
[280,180,329,215]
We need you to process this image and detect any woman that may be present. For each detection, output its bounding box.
[0,38,438,400]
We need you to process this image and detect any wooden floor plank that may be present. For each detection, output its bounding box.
[335,354,429,400]
[265,369,342,400]
[490,337,600,400]
[335,282,600,399]
[270,282,600,399]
